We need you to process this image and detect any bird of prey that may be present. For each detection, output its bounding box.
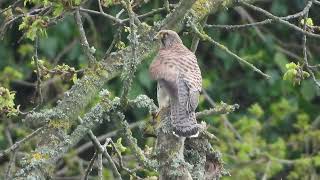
[149,30,202,137]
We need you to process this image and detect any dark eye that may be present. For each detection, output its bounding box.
[163,33,167,39]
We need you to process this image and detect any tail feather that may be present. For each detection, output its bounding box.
[170,100,199,137]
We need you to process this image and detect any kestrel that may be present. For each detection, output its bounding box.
[149,30,202,137]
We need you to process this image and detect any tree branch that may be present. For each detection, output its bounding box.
[0,126,46,158]
[75,9,97,67]
[190,22,271,78]
[161,0,197,29]
[206,0,313,30]
[196,102,240,119]
[87,130,122,180]
[120,0,139,106]
[240,1,320,38]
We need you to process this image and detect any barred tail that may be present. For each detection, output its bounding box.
[170,100,199,137]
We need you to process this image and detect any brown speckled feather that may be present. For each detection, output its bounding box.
[149,30,202,137]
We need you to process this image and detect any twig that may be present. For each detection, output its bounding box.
[0,0,22,14]
[222,115,243,141]
[120,0,138,106]
[0,7,48,39]
[5,150,17,180]
[79,7,121,24]
[0,126,46,158]
[97,0,104,13]
[104,26,123,59]
[97,153,103,180]
[202,89,216,106]
[110,139,143,179]
[87,130,122,180]
[206,1,313,30]
[75,9,97,67]
[33,37,43,104]
[262,160,271,180]
[164,0,170,12]
[53,38,78,65]
[240,1,320,39]
[117,113,156,170]
[77,116,120,179]
[196,103,239,119]
[4,119,15,179]
[190,16,208,53]
[109,140,124,169]
[121,7,171,23]
[301,2,320,88]
[314,0,320,5]
[75,121,145,155]
[190,23,271,78]
[83,151,98,180]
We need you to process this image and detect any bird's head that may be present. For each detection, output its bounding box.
[154,30,182,49]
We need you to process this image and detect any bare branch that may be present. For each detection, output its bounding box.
[301,2,320,88]
[0,0,22,15]
[53,38,78,65]
[33,37,43,104]
[0,7,48,38]
[0,126,46,158]
[83,151,98,180]
[104,26,122,59]
[196,103,239,119]
[97,153,103,180]
[79,7,121,24]
[190,23,271,78]
[314,0,320,5]
[87,130,122,180]
[122,6,171,23]
[120,0,138,106]
[75,121,144,155]
[240,1,320,38]
[5,150,16,179]
[206,1,313,30]
[118,113,157,170]
[75,9,97,66]
[164,0,170,12]
[110,139,143,179]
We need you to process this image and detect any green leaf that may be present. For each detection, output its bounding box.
[73,0,82,6]
[0,87,17,116]
[300,18,314,26]
[53,3,64,17]
[115,138,127,153]
[248,103,264,118]
[285,62,298,70]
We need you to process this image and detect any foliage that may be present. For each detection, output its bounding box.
[0,87,17,117]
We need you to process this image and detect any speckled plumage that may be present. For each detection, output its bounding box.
[149,30,202,137]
